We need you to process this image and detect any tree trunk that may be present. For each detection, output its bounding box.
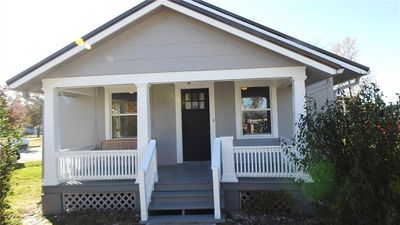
[36,125,41,138]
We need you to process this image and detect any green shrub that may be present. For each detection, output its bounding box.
[0,89,21,225]
[284,83,400,225]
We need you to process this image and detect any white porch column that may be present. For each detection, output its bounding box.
[291,77,306,136]
[220,136,238,182]
[42,86,60,185]
[136,83,151,163]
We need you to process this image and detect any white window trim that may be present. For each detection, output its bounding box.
[234,80,278,139]
[175,82,216,164]
[104,85,137,139]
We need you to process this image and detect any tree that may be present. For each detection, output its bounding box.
[0,87,21,225]
[285,82,400,224]
[331,37,359,97]
[331,37,358,61]
[0,88,27,127]
[26,102,42,137]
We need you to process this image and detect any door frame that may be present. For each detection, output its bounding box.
[175,82,216,163]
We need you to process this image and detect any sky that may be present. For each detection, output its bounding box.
[0,0,399,102]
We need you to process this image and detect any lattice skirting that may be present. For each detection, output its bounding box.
[63,192,136,212]
[240,191,291,213]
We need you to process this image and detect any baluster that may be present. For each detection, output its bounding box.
[116,155,120,178]
[273,149,276,176]
[269,149,272,176]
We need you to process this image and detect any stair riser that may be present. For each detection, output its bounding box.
[155,185,212,191]
[152,196,213,203]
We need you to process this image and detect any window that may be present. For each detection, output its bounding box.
[235,82,277,139]
[111,92,137,138]
[240,86,271,135]
[183,91,206,110]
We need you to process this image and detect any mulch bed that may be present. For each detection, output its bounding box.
[225,211,321,225]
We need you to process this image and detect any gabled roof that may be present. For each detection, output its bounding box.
[6,0,369,89]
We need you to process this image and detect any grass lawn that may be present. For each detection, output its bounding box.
[23,135,42,148]
[5,161,47,224]
[5,161,138,225]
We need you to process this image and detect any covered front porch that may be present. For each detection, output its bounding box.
[42,67,307,220]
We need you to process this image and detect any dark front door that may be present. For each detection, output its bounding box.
[181,88,211,161]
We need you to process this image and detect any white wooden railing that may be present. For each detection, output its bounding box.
[138,140,158,222]
[211,138,222,220]
[233,146,296,178]
[58,150,138,181]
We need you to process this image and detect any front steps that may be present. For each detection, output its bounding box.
[144,182,224,224]
[146,214,225,224]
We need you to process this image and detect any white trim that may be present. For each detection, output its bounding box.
[42,86,60,185]
[8,0,368,90]
[104,85,136,139]
[42,67,307,89]
[292,77,306,136]
[175,82,216,163]
[234,80,279,139]
[184,0,368,75]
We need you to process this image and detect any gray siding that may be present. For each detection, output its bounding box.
[59,87,105,149]
[306,78,334,108]
[215,81,235,137]
[277,87,293,139]
[151,84,177,165]
[45,8,300,79]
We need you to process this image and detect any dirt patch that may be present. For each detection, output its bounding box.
[225,211,321,225]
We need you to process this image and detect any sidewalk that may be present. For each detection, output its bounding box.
[18,146,42,163]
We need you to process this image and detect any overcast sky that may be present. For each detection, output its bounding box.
[0,0,399,102]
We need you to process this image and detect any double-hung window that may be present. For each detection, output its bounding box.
[111,92,137,138]
[236,82,277,138]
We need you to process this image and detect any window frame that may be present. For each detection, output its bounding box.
[105,85,137,139]
[234,80,278,139]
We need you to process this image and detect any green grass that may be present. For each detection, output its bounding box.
[5,161,44,224]
[24,135,42,148]
[5,161,138,225]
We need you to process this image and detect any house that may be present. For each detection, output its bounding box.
[6,0,369,223]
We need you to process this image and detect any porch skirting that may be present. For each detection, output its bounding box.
[42,178,314,216]
[41,180,139,215]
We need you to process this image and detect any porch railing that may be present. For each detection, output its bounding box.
[211,138,222,220]
[58,150,138,181]
[138,140,158,222]
[233,146,296,178]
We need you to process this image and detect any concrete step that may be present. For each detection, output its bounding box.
[144,214,225,224]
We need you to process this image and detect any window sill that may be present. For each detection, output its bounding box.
[236,134,277,139]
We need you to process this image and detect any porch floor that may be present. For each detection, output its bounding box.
[158,161,212,184]
[53,161,296,191]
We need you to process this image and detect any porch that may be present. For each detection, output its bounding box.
[42,67,307,221]
[48,155,303,221]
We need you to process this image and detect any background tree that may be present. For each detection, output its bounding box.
[26,102,42,137]
[23,93,43,137]
[285,83,400,225]
[331,37,359,97]
[0,87,21,225]
[0,88,27,127]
